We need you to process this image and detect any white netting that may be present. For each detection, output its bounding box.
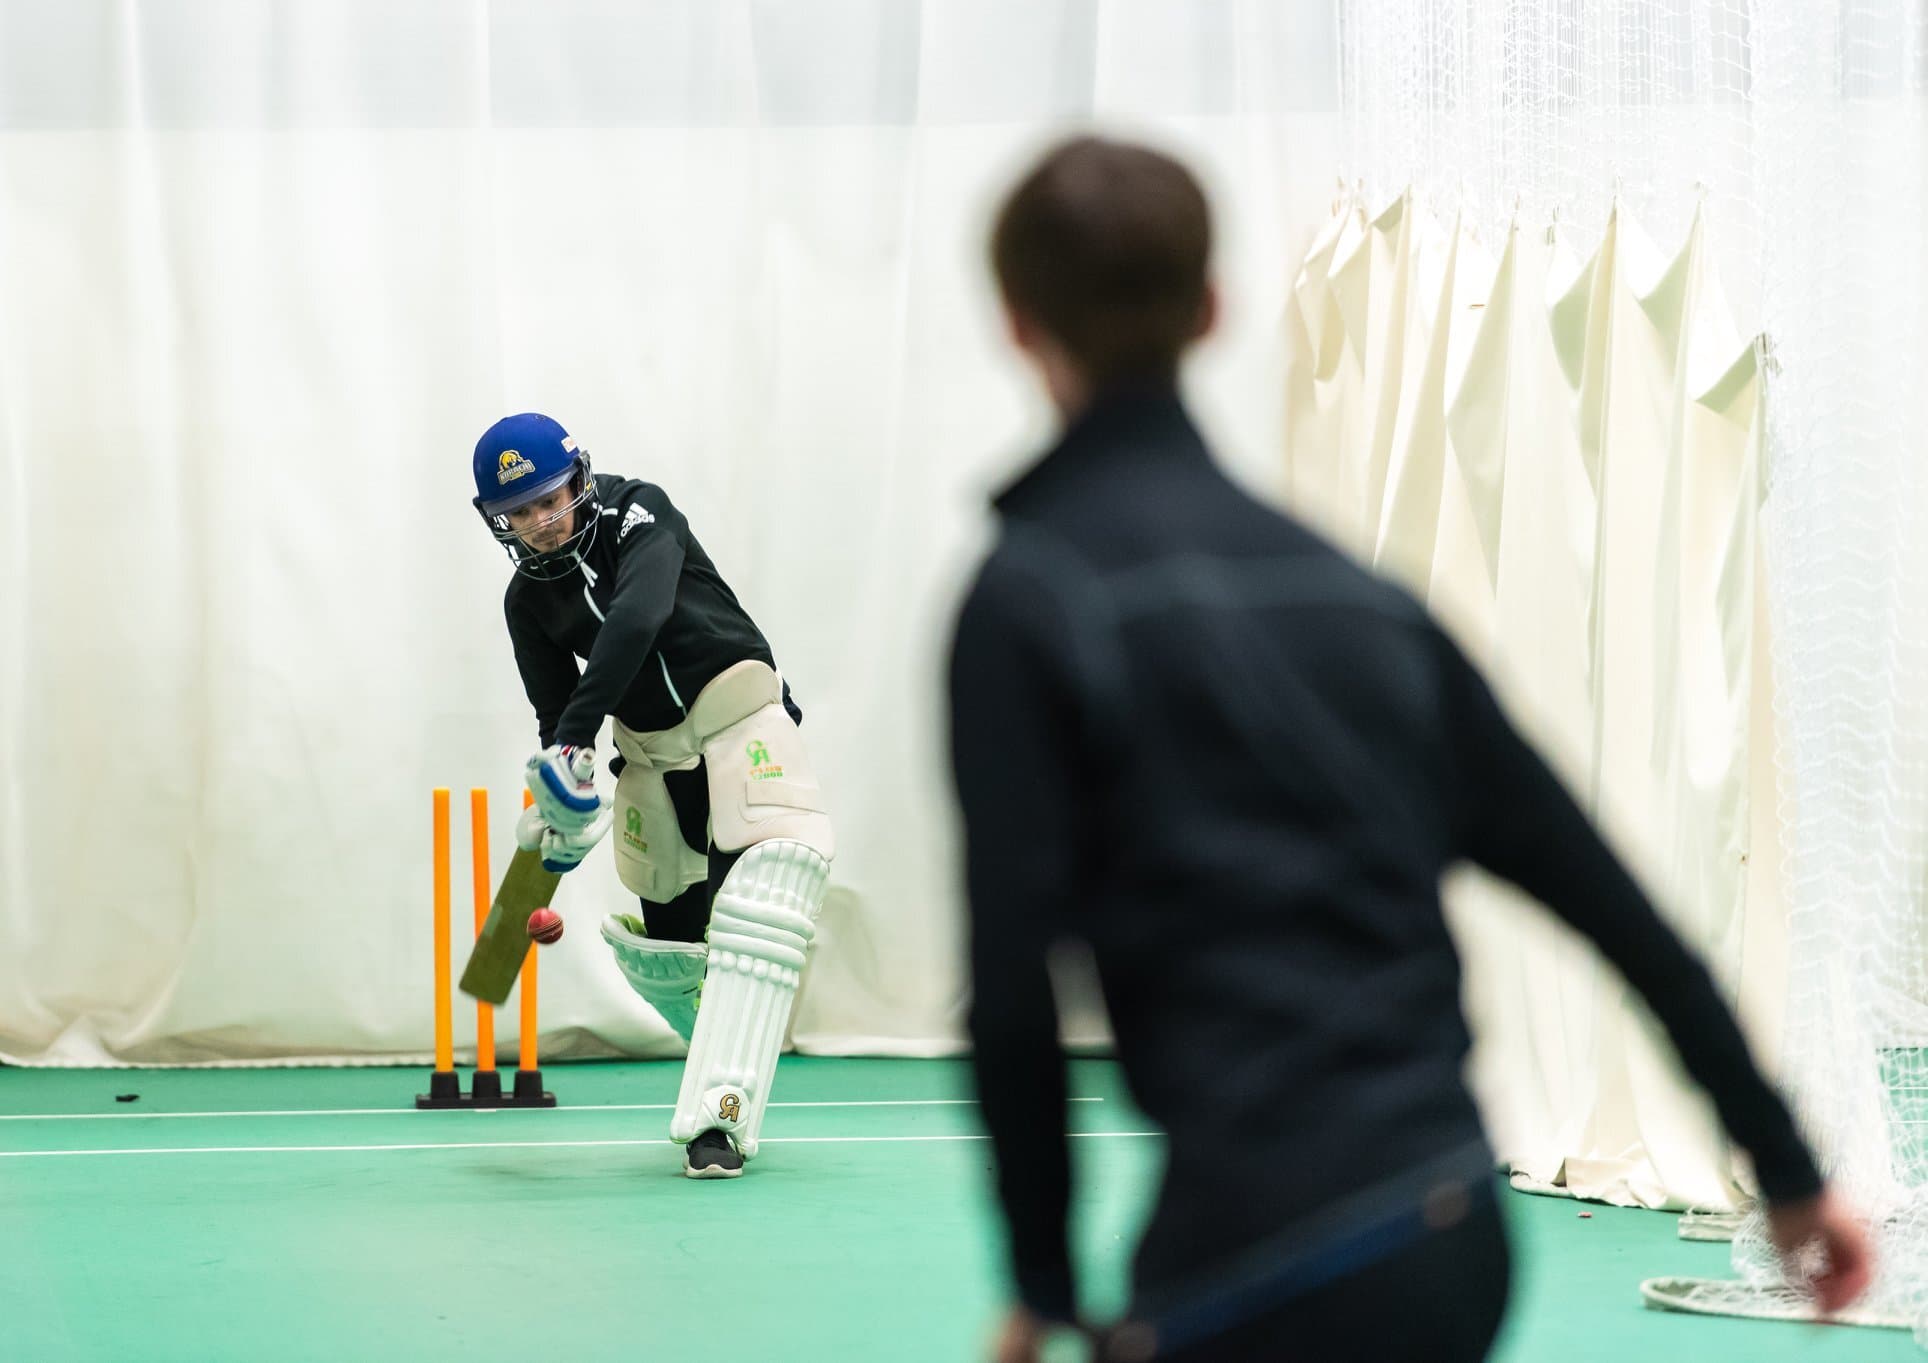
[1341,0,1928,1337]
[1343,0,1769,320]
[1739,0,1928,1332]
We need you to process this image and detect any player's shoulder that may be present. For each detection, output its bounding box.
[955,523,1098,653]
[595,473,685,544]
[594,470,659,506]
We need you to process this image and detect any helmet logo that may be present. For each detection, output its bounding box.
[496,449,537,485]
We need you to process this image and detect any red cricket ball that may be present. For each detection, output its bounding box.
[527,908,564,945]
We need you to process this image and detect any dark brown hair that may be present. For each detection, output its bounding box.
[991,136,1212,388]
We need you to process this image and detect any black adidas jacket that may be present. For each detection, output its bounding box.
[505,473,773,746]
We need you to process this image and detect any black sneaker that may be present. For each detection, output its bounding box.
[683,1128,743,1180]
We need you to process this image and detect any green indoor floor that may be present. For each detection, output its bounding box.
[0,1058,1906,1362]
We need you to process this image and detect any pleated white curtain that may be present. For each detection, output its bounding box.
[0,1,1345,1065]
[1285,198,1775,1211]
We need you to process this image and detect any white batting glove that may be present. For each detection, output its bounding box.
[527,744,604,833]
[516,801,612,874]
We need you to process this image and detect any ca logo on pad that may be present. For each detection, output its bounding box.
[747,740,784,782]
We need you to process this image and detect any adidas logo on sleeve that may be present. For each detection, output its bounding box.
[619,503,656,540]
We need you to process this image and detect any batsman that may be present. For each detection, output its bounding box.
[469,411,835,1179]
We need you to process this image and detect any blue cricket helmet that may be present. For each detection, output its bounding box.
[473,412,579,512]
[471,413,602,578]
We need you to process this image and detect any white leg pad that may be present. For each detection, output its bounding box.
[669,839,829,1157]
[600,917,708,1044]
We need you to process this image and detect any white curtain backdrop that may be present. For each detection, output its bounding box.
[0,1,1344,1065]
[1285,196,1776,1212]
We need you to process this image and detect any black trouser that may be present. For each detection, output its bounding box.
[632,684,803,943]
[1110,1187,1511,1363]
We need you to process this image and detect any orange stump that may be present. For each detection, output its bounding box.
[417,790,460,1107]
[417,785,554,1109]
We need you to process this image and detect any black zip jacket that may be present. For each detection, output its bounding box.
[505,473,773,746]
[947,387,1820,1320]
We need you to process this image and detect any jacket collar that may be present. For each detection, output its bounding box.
[992,383,1203,511]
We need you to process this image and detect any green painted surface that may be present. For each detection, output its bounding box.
[0,1059,1906,1361]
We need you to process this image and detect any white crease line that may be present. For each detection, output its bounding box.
[0,1131,1161,1159]
[0,1097,1104,1122]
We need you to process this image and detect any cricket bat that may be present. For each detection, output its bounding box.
[459,846,564,1005]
